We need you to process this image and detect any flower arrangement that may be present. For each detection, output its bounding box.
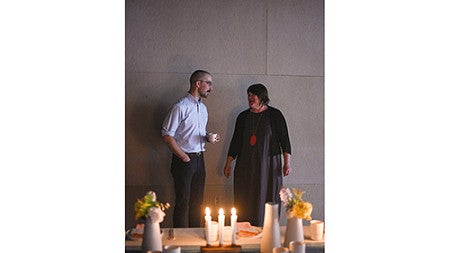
[134,191,170,223]
[279,187,313,220]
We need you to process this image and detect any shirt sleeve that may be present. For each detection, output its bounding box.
[161,104,182,137]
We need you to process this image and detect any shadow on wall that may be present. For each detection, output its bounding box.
[128,92,171,148]
[126,74,195,229]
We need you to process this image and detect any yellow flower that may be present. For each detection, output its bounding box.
[280,187,313,220]
[134,191,170,221]
[292,201,313,220]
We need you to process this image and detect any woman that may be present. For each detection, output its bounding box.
[223,83,292,226]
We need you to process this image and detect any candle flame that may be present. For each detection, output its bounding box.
[219,208,224,215]
[205,207,211,216]
[232,207,236,215]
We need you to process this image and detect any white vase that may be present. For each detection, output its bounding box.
[283,215,304,247]
[260,202,281,253]
[142,217,162,253]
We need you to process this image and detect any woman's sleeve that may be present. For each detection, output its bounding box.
[227,112,245,159]
[275,109,292,154]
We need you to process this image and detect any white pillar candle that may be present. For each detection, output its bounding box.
[231,207,237,245]
[218,208,225,245]
[205,207,211,245]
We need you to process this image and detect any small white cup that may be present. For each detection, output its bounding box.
[206,221,219,242]
[223,226,232,242]
[289,241,306,253]
[207,133,218,143]
[309,220,324,241]
[163,245,180,253]
[272,246,289,253]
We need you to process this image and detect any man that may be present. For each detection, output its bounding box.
[161,70,219,227]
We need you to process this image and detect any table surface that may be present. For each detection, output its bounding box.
[125,225,324,253]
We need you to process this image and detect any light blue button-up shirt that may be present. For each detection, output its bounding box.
[161,93,208,153]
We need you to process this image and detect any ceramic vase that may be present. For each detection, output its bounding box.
[260,202,281,253]
[142,217,162,253]
[283,215,304,247]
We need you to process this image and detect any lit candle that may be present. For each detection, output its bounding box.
[205,207,211,246]
[231,207,237,245]
[218,208,225,246]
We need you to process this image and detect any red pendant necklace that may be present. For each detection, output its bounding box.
[250,134,257,146]
[250,112,263,146]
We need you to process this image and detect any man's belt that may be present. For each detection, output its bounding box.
[187,152,203,157]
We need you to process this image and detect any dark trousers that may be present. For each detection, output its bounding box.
[170,153,205,228]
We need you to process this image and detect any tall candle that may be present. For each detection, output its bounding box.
[205,207,211,246]
[231,207,237,245]
[218,208,225,245]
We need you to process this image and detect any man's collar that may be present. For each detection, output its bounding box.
[187,92,201,103]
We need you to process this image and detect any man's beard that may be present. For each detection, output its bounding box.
[200,91,210,98]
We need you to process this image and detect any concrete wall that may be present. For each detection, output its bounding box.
[125,0,324,229]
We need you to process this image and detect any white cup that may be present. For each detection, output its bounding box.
[309,220,324,241]
[206,221,218,242]
[272,246,289,253]
[207,133,218,143]
[289,241,306,253]
[223,226,232,242]
[163,245,180,253]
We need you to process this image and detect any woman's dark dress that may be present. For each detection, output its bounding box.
[227,107,291,226]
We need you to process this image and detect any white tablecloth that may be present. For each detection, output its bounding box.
[125,225,324,252]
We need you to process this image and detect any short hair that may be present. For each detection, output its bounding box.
[189,70,211,85]
[247,83,270,105]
